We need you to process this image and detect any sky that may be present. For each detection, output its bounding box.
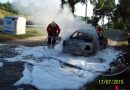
[76,0,119,17]
[0,0,14,3]
[75,1,93,17]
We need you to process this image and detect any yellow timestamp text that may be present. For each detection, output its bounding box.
[98,79,124,85]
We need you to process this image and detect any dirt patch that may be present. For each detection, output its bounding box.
[0,36,47,47]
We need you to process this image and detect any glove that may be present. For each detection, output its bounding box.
[56,33,59,36]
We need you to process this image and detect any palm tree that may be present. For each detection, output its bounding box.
[92,0,115,26]
[60,0,79,14]
[60,0,96,18]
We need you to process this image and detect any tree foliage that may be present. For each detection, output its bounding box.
[60,0,96,15]
[112,0,130,30]
[60,0,80,14]
[60,0,115,27]
[92,0,115,26]
[0,1,17,14]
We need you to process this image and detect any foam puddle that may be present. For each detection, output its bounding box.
[2,44,120,89]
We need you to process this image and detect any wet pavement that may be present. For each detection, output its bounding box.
[0,45,19,59]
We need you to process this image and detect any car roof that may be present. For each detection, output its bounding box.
[76,29,91,33]
[76,29,95,36]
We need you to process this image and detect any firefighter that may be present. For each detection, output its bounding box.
[96,25,107,49]
[46,21,61,47]
[96,25,104,40]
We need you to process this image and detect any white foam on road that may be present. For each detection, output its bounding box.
[0,62,3,68]
[4,45,120,89]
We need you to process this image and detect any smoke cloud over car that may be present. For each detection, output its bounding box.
[12,0,98,40]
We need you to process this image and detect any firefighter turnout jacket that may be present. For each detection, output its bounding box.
[47,23,61,36]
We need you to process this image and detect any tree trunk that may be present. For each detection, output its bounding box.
[108,16,110,28]
[101,16,105,26]
[85,0,88,21]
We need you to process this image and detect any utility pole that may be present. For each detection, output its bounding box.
[85,0,88,21]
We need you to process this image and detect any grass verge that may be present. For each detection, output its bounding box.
[0,27,46,42]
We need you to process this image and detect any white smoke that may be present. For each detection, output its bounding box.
[12,0,97,39]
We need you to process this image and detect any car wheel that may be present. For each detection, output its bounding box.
[62,40,68,53]
[63,40,66,46]
[84,45,91,51]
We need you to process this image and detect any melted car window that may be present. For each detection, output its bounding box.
[78,32,92,42]
[70,32,92,42]
[71,32,78,39]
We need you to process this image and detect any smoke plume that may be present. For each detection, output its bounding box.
[12,0,97,39]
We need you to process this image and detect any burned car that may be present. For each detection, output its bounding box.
[62,30,107,56]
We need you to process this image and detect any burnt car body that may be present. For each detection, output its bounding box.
[62,30,107,56]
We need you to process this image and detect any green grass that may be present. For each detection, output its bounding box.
[116,32,128,46]
[0,27,46,42]
[0,26,3,30]
[116,41,128,46]
[0,9,16,18]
